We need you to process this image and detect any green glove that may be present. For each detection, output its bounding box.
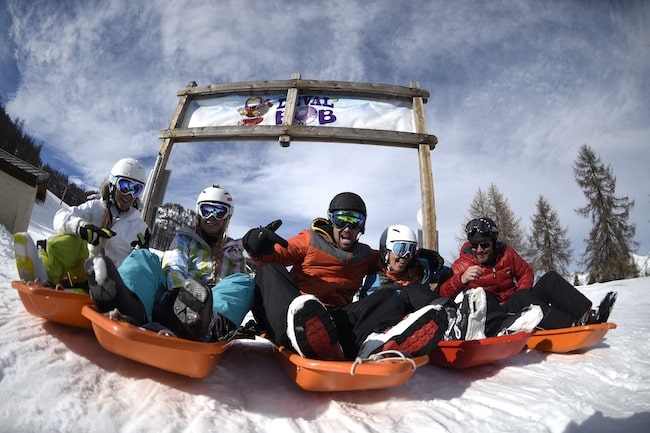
[131,228,151,249]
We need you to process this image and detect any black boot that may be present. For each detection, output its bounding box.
[153,279,213,341]
[596,291,617,323]
[206,312,239,342]
[84,255,147,325]
[576,308,598,326]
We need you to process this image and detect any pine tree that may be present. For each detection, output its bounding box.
[1,102,91,206]
[150,202,197,250]
[573,144,639,283]
[465,183,527,255]
[527,195,572,276]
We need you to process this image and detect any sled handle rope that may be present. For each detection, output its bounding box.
[25,293,61,317]
[350,350,417,375]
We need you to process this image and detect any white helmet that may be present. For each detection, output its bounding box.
[109,158,147,185]
[196,185,234,217]
[379,224,418,264]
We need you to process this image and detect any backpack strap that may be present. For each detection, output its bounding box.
[310,217,334,243]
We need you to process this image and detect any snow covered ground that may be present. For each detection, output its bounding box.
[0,191,648,433]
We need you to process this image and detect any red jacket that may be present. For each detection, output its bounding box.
[253,229,382,307]
[439,242,533,304]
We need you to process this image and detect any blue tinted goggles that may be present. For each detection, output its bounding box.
[389,241,417,258]
[199,202,230,220]
[329,210,365,230]
[116,177,144,198]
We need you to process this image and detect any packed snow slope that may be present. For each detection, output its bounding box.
[0,191,648,433]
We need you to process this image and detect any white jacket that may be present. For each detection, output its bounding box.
[53,198,149,267]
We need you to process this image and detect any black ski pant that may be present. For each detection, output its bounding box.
[252,263,442,359]
[394,281,508,336]
[503,271,592,329]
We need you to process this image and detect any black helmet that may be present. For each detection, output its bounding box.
[465,217,499,243]
[328,192,367,216]
[328,192,367,234]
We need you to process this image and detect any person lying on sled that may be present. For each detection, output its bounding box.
[358,224,543,340]
[14,158,149,290]
[84,185,254,342]
[439,217,616,330]
[242,192,448,361]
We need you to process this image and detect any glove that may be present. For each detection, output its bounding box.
[418,248,444,274]
[242,219,289,256]
[131,228,151,249]
[78,224,116,246]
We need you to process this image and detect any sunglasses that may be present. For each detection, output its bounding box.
[116,177,144,198]
[329,210,365,230]
[471,242,492,250]
[390,241,417,258]
[199,202,230,220]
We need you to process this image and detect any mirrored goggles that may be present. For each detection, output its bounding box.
[199,202,230,220]
[390,241,418,258]
[329,210,365,230]
[116,177,144,198]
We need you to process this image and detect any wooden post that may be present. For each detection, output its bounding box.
[279,72,301,147]
[411,81,437,250]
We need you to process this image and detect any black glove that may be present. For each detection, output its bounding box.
[131,228,151,249]
[418,248,444,274]
[79,224,116,246]
[243,219,288,256]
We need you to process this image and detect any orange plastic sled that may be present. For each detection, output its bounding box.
[526,322,617,353]
[81,305,232,378]
[273,344,429,392]
[11,280,93,329]
[428,331,532,369]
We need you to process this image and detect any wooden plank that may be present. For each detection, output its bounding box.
[178,79,430,103]
[157,125,437,150]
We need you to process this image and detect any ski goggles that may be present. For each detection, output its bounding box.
[388,241,418,258]
[199,202,231,220]
[116,177,144,198]
[328,210,365,230]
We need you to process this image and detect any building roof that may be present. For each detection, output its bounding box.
[0,148,50,186]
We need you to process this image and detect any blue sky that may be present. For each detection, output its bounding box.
[1,0,648,271]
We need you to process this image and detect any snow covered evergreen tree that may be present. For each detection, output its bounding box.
[527,195,572,277]
[150,203,196,250]
[465,183,527,257]
[573,144,639,283]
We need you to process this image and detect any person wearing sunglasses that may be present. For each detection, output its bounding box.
[85,184,255,342]
[439,217,617,330]
[242,192,448,361]
[357,225,459,335]
[14,157,150,289]
[360,224,544,339]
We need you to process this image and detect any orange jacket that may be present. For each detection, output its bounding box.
[439,241,533,304]
[252,228,382,307]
